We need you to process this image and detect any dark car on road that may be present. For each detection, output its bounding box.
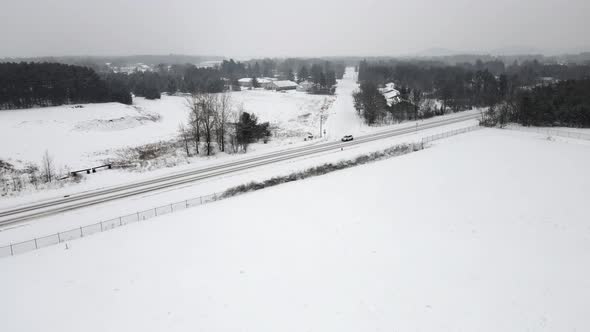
[341,135,353,142]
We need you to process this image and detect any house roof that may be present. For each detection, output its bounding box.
[238,77,274,84]
[272,80,298,88]
[382,90,400,100]
[380,83,401,107]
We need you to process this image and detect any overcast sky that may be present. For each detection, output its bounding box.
[1,0,589,58]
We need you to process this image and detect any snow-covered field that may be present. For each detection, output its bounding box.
[231,89,333,139]
[0,116,480,245]
[1,128,589,331]
[0,86,333,171]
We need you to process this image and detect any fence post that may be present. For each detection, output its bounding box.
[34,238,38,249]
[170,203,173,212]
[185,200,188,208]
[155,208,158,217]
[100,221,103,232]
[200,196,203,205]
[57,232,61,243]
[80,226,83,237]
[10,243,13,256]
[119,217,122,226]
[137,212,140,221]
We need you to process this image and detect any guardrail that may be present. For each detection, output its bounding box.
[0,125,483,259]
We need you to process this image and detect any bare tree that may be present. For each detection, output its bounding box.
[187,93,219,156]
[410,89,422,120]
[227,104,244,154]
[41,150,55,183]
[186,95,202,155]
[24,164,40,189]
[178,122,191,157]
[11,175,23,192]
[200,94,217,156]
[216,93,232,153]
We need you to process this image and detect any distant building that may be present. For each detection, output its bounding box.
[238,78,252,87]
[238,77,274,89]
[197,60,223,68]
[112,63,153,74]
[297,80,315,92]
[380,82,401,107]
[270,80,298,91]
[537,77,559,87]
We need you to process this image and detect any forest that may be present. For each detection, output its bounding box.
[0,57,348,110]
[0,62,132,109]
[355,59,590,127]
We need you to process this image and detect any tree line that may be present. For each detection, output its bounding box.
[220,58,345,93]
[1,58,348,110]
[482,79,590,128]
[297,63,339,94]
[113,58,346,99]
[355,59,590,127]
[0,62,132,110]
[109,64,227,100]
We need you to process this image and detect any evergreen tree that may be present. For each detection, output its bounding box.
[236,112,270,152]
[310,64,323,84]
[297,66,309,83]
[253,62,261,77]
[251,77,260,88]
[287,69,295,82]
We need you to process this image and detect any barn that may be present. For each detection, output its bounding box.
[270,80,298,91]
[238,77,274,89]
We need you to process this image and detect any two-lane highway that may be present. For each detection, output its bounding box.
[0,112,479,226]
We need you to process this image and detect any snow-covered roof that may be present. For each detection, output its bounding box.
[382,90,400,100]
[272,80,298,88]
[380,83,401,107]
[380,82,399,96]
[238,77,273,84]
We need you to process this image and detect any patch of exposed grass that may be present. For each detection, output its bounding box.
[221,142,423,199]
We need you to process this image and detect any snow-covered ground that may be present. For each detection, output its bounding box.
[504,123,590,140]
[230,88,333,139]
[0,117,480,245]
[1,128,589,331]
[0,86,333,171]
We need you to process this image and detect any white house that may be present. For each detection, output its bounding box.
[380,82,401,107]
